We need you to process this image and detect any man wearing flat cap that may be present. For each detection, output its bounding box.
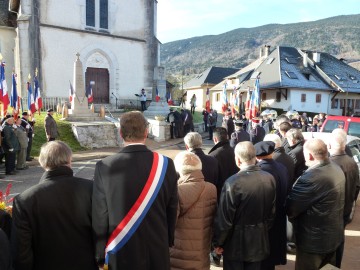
[44,108,59,142]
[229,120,250,149]
[254,141,289,270]
[250,117,265,144]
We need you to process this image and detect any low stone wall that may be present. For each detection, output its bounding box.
[71,121,122,148]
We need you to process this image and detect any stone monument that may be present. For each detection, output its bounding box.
[67,53,100,121]
[144,66,170,118]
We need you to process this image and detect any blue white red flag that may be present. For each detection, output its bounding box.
[249,78,260,119]
[221,82,228,113]
[86,84,93,103]
[0,61,9,115]
[104,152,168,266]
[11,73,21,118]
[69,82,74,102]
[34,75,42,113]
[155,87,160,102]
[27,77,36,114]
[205,88,210,112]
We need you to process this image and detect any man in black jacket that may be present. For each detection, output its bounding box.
[249,117,265,144]
[287,138,345,270]
[209,127,238,195]
[213,141,276,270]
[184,132,219,187]
[92,111,178,270]
[21,111,34,161]
[2,116,19,175]
[328,128,360,268]
[229,120,250,149]
[11,141,97,270]
[286,128,307,180]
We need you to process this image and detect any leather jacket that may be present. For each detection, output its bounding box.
[286,160,345,253]
[213,165,276,262]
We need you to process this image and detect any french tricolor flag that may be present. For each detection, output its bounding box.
[0,61,9,115]
[27,76,36,114]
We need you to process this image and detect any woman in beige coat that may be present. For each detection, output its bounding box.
[171,152,217,270]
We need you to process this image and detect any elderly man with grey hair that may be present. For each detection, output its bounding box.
[184,132,219,188]
[213,141,276,270]
[11,141,97,270]
[328,128,360,268]
[286,128,306,180]
[287,138,345,270]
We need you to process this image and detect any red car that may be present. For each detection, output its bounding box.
[320,116,360,137]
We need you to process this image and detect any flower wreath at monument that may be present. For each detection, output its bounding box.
[0,183,14,216]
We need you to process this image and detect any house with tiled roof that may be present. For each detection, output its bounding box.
[214,45,360,116]
[183,66,239,110]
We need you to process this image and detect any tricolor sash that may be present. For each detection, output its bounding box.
[104,152,168,266]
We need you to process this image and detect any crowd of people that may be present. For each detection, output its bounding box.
[0,110,359,270]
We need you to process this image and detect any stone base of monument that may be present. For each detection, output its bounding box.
[66,109,103,122]
[147,118,171,142]
[69,120,123,148]
[143,101,170,118]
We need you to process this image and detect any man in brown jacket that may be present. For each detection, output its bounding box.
[44,108,59,141]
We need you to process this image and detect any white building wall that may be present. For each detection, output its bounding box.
[0,27,16,88]
[186,88,205,111]
[40,27,145,99]
[291,89,328,113]
[41,0,145,38]
[261,89,292,112]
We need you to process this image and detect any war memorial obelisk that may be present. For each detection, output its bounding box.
[67,53,99,121]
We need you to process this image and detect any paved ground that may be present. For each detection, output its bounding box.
[1,135,359,269]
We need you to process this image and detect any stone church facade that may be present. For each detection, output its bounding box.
[0,0,159,106]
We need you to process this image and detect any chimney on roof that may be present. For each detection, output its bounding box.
[303,51,308,68]
[264,45,271,57]
[313,52,321,63]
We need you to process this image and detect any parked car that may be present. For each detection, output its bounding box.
[320,115,360,137]
[302,132,360,222]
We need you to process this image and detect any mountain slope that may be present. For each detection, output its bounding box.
[161,14,360,74]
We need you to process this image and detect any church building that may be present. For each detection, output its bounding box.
[0,0,159,107]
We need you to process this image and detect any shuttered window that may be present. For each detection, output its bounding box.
[316,94,321,103]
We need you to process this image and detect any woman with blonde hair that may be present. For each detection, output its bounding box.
[171,151,217,270]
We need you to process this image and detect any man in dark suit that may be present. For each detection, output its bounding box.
[254,141,289,270]
[2,115,20,175]
[92,111,178,270]
[44,108,59,141]
[184,132,219,187]
[230,120,250,149]
[11,141,97,270]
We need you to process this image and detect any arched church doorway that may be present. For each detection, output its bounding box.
[85,67,109,103]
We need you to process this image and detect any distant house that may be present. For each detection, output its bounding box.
[183,66,239,111]
[213,45,360,116]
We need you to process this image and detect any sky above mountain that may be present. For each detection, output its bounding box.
[157,0,358,43]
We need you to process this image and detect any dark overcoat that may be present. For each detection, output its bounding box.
[191,148,219,187]
[258,159,289,267]
[273,146,295,188]
[208,141,238,196]
[92,145,178,270]
[229,129,250,149]
[287,141,307,179]
[213,165,276,262]
[11,166,97,270]
[250,126,265,144]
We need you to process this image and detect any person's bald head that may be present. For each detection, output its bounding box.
[235,141,256,168]
[303,138,328,167]
[328,128,347,154]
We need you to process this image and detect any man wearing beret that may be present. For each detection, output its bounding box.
[229,120,250,149]
[44,108,59,142]
[254,141,289,270]
[249,117,265,144]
